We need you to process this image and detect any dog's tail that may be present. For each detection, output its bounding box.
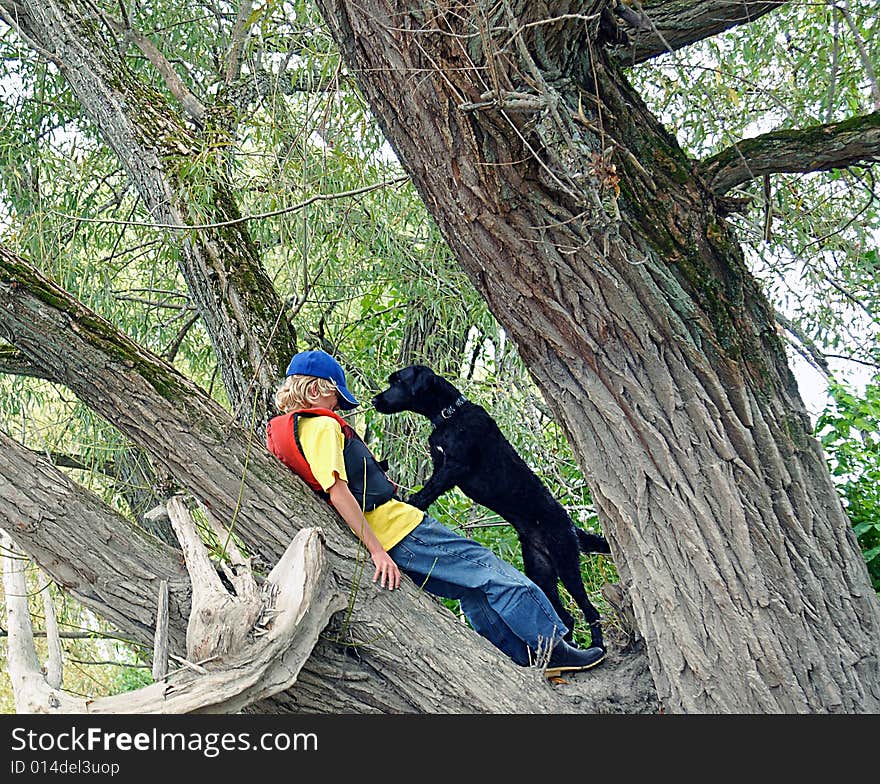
[577,528,611,555]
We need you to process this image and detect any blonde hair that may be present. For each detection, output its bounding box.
[274,374,339,413]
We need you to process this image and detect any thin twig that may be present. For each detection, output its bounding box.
[838,0,880,111]
[52,176,410,231]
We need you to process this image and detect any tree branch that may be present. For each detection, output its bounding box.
[0,0,61,64]
[699,112,880,196]
[0,629,131,641]
[103,14,206,125]
[216,66,337,125]
[612,0,785,66]
[37,451,120,479]
[166,494,261,663]
[609,0,787,66]
[1,530,84,712]
[775,312,831,380]
[837,0,880,111]
[152,580,170,682]
[0,427,192,653]
[224,0,255,85]
[38,570,63,689]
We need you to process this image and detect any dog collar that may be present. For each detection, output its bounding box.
[431,395,467,425]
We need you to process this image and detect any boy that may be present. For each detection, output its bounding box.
[266,349,605,675]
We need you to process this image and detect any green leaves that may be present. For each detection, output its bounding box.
[816,378,880,590]
[630,0,879,375]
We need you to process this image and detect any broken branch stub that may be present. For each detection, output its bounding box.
[2,519,343,714]
[165,495,262,661]
[152,579,170,682]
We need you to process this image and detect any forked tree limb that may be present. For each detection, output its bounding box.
[166,495,262,662]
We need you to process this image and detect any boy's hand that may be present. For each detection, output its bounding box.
[370,548,401,590]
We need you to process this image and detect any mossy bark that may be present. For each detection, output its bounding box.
[701,111,880,195]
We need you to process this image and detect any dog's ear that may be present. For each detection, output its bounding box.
[408,365,439,396]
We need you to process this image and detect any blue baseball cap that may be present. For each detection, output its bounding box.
[285,349,359,410]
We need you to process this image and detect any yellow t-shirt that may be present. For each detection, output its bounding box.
[297,415,423,550]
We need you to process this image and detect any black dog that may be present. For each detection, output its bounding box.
[372,364,611,651]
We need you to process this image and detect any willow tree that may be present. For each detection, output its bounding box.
[309,0,880,712]
[0,0,878,715]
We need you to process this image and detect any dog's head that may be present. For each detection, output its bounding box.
[372,365,447,416]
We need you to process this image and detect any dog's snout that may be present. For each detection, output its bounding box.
[372,390,392,413]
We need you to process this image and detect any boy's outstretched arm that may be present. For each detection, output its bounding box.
[327,477,401,590]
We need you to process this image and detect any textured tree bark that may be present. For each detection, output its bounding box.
[0,428,192,652]
[0,247,659,714]
[165,495,263,663]
[2,0,296,424]
[313,0,880,712]
[0,345,172,537]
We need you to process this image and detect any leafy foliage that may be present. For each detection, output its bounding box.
[629,0,880,373]
[816,377,880,590]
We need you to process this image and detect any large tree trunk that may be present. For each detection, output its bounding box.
[314,0,880,711]
[0,246,659,714]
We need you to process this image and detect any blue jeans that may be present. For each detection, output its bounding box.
[388,515,569,665]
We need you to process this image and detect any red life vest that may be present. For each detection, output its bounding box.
[266,407,397,511]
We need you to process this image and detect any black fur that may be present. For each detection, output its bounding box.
[373,364,610,650]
